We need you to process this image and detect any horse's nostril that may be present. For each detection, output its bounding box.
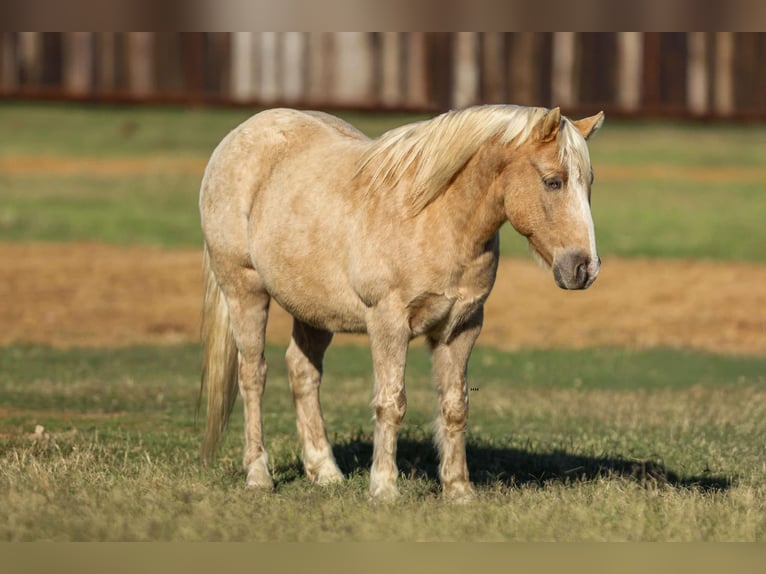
[576,262,588,285]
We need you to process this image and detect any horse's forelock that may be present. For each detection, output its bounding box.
[557,118,593,184]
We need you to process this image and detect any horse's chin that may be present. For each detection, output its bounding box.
[528,244,552,271]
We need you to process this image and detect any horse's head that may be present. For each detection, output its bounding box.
[503,107,604,290]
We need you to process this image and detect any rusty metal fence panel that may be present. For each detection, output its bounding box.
[1,32,764,118]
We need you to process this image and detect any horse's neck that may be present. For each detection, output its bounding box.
[427,146,507,258]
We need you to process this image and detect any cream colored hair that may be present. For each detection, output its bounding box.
[358,104,592,214]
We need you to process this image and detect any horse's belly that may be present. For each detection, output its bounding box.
[252,250,368,333]
[274,289,368,333]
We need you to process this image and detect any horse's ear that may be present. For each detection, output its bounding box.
[538,107,562,142]
[572,111,605,140]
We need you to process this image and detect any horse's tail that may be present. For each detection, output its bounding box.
[198,245,239,463]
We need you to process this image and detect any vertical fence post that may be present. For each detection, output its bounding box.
[406,32,429,109]
[686,32,708,116]
[63,32,92,96]
[19,32,42,86]
[183,32,204,104]
[714,32,734,117]
[97,32,116,93]
[332,32,375,106]
[616,32,642,112]
[231,32,254,102]
[127,32,154,98]
[551,32,577,108]
[306,33,332,105]
[231,32,253,102]
[482,32,505,104]
[259,32,280,104]
[453,32,479,109]
[641,32,661,114]
[510,32,539,106]
[282,32,305,103]
[380,32,401,107]
[0,33,18,92]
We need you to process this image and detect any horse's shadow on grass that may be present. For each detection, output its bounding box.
[320,435,732,493]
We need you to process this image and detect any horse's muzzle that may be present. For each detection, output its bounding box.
[553,251,600,290]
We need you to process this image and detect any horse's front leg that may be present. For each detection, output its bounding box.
[366,310,410,501]
[428,308,484,501]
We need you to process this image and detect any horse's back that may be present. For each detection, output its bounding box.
[200,108,364,241]
[215,108,366,159]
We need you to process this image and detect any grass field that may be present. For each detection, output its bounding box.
[0,102,764,541]
[1,344,764,541]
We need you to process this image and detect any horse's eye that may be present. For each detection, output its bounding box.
[544,177,563,191]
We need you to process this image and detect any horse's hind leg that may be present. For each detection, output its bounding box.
[221,268,273,489]
[286,320,343,485]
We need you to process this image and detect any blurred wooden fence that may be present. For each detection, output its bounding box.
[1,32,765,118]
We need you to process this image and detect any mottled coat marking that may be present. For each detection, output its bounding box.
[199,105,604,500]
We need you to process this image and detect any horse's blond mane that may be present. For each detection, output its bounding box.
[357,104,592,214]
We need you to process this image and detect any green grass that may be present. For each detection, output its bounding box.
[593,181,766,261]
[2,101,763,165]
[1,102,766,260]
[0,173,202,246]
[1,343,764,541]
[0,101,429,157]
[588,119,766,168]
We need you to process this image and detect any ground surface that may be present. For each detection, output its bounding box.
[3,242,764,354]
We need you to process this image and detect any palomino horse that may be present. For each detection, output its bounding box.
[199,105,604,500]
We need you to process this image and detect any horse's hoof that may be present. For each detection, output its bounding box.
[443,483,476,504]
[369,482,400,502]
[308,460,345,485]
[315,469,344,486]
[246,465,274,491]
[245,479,274,491]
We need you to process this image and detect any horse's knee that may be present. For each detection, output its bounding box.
[375,388,407,426]
[439,395,468,433]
